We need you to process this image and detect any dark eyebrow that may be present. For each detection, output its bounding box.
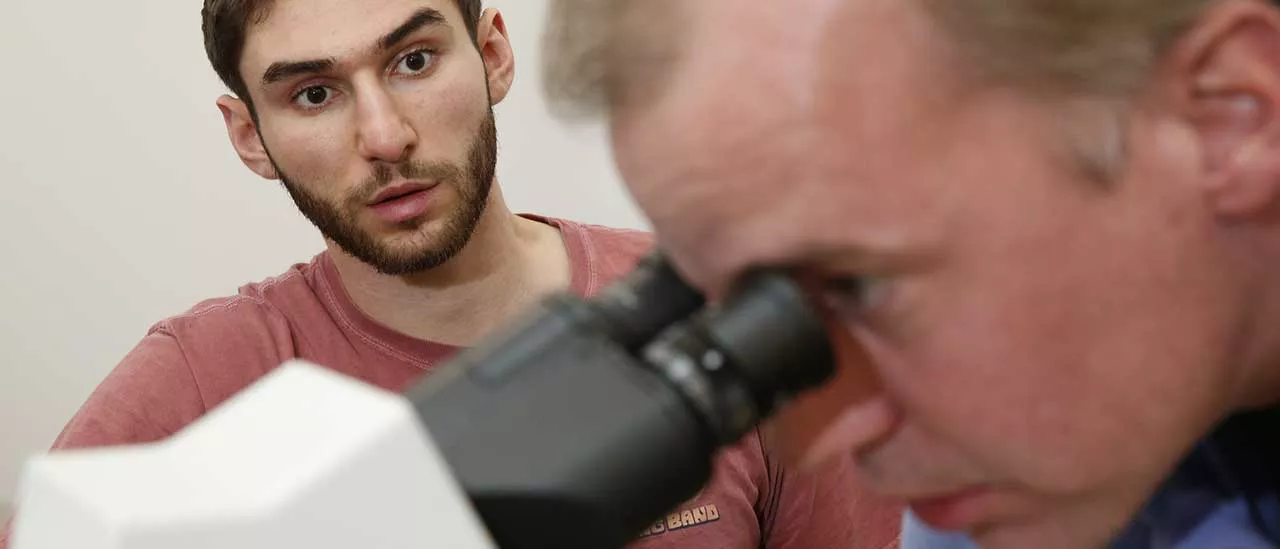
[261,58,336,87]
[259,8,448,88]
[378,8,448,52]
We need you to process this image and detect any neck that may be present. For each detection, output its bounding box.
[327,186,571,346]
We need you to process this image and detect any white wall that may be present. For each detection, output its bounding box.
[0,0,641,508]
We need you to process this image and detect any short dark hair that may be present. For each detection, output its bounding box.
[201,0,483,105]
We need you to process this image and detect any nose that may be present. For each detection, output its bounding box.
[354,83,417,163]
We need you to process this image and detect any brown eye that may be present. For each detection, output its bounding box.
[395,49,435,75]
[293,86,332,109]
[404,52,427,71]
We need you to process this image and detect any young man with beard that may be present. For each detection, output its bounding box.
[0,1,902,547]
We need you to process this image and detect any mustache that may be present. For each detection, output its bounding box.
[348,160,468,205]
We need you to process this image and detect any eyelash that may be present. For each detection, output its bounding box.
[393,47,437,72]
[288,46,439,111]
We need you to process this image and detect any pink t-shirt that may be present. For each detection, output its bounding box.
[1,216,900,549]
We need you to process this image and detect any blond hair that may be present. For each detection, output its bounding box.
[542,0,1219,118]
[540,0,1235,180]
[918,1,1223,181]
[541,0,683,120]
[921,0,1213,98]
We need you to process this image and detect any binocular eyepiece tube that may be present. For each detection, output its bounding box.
[407,251,835,549]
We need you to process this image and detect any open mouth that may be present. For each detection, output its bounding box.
[374,189,417,204]
[368,183,437,224]
[371,183,434,205]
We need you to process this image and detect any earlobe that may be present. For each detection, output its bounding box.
[474,8,516,105]
[215,95,279,180]
[1174,2,1280,217]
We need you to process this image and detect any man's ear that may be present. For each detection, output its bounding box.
[216,95,279,180]
[474,8,516,105]
[1168,0,1280,217]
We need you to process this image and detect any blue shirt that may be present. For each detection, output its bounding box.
[900,409,1280,548]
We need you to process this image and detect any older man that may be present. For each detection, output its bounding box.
[541,0,1280,547]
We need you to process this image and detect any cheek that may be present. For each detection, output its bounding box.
[403,76,490,157]
[870,206,1234,493]
[859,282,1138,497]
[262,116,352,187]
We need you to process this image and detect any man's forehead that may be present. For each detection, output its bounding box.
[242,0,460,68]
[638,145,939,293]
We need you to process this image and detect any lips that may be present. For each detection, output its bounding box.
[370,181,435,205]
[367,181,438,225]
[908,487,997,531]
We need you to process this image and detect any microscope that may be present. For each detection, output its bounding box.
[10,253,836,549]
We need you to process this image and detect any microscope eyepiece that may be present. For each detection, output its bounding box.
[587,251,707,351]
[641,269,835,446]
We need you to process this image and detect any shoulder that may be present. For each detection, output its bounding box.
[45,257,334,456]
[572,220,655,259]
[145,256,330,402]
[153,256,321,341]
[540,216,657,288]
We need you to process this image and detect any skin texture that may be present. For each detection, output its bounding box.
[560,0,1280,546]
[217,0,571,346]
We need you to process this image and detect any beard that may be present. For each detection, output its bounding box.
[271,108,498,276]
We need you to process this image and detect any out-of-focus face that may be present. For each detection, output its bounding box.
[563,0,1262,546]
[226,0,508,274]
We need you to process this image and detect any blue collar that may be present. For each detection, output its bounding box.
[1111,408,1280,548]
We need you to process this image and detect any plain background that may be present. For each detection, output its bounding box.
[0,0,643,517]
